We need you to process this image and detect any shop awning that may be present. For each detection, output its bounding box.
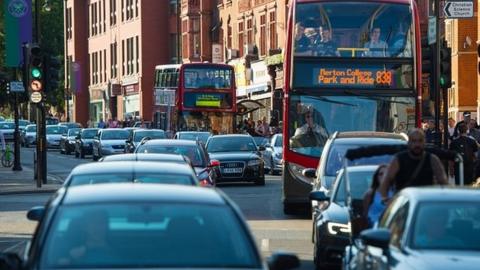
[237,99,265,116]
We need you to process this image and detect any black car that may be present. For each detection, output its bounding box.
[309,165,378,269]
[58,122,83,129]
[60,128,81,155]
[64,161,199,187]
[125,129,165,153]
[344,187,480,270]
[135,139,218,186]
[0,184,299,270]
[74,128,99,158]
[206,134,265,185]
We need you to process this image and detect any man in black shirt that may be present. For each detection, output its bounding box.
[379,128,448,204]
[315,26,340,57]
[453,111,472,138]
[294,22,310,55]
[450,123,478,185]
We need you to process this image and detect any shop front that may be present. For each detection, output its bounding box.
[122,77,140,120]
[89,88,105,125]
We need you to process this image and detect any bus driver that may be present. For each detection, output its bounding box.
[291,110,329,149]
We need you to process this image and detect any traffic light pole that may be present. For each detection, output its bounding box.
[12,68,22,171]
[433,0,443,147]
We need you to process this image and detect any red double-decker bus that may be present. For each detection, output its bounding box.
[153,63,236,134]
[282,0,422,212]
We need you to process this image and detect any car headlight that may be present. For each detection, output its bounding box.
[248,159,261,166]
[327,222,351,235]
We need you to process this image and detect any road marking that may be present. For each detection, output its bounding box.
[261,238,269,252]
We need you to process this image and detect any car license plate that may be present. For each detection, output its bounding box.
[223,168,243,174]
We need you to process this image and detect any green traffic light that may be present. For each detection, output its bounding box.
[440,77,445,87]
[31,67,42,79]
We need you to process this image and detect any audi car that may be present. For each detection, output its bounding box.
[206,134,265,185]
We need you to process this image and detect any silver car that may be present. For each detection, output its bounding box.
[92,129,129,161]
[22,124,37,147]
[46,125,67,148]
[263,134,283,175]
[0,122,15,141]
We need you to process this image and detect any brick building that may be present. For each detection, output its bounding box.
[66,0,180,126]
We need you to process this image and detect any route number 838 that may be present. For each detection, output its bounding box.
[376,71,392,85]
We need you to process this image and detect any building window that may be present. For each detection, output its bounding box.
[269,10,277,50]
[121,0,124,22]
[170,33,179,63]
[110,0,116,26]
[182,20,188,58]
[227,23,232,49]
[135,36,139,73]
[247,18,253,45]
[99,50,103,82]
[122,40,125,75]
[135,0,139,17]
[238,21,244,56]
[260,14,266,56]
[169,0,178,15]
[99,1,102,33]
[104,49,107,82]
[103,0,106,32]
[110,42,118,78]
[93,2,98,35]
[66,8,72,40]
[192,18,200,58]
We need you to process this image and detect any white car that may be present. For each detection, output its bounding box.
[92,129,130,161]
[0,122,15,141]
[22,124,37,147]
[46,125,67,148]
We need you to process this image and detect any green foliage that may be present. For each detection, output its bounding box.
[0,1,65,109]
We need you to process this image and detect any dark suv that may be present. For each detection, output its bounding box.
[74,128,99,158]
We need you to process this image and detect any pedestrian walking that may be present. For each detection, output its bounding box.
[453,111,472,138]
[450,123,478,185]
[98,118,106,129]
[379,128,448,204]
[362,164,391,228]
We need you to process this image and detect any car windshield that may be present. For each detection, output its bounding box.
[40,203,260,269]
[61,123,82,129]
[411,202,480,251]
[325,142,400,176]
[334,169,376,206]
[253,137,268,147]
[0,122,15,129]
[101,130,129,140]
[68,173,194,186]
[274,135,283,147]
[82,130,98,139]
[136,145,205,167]
[47,126,67,135]
[133,131,165,142]
[26,126,37,132]
[179,132,211,143]
[68,129,81,136]
[184,67,233,89]
[207,137,257,153]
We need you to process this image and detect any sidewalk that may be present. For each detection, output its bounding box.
[0,165,63,195]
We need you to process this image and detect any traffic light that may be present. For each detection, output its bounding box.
[421,37,433,74]
[43,55,61,92]
[27,43,44,92]
[440,41,452,89]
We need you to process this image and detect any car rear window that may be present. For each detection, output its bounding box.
[41,203,260,268]
[136,144,205,167]
[69,173,196,186]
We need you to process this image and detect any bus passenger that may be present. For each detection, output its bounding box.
[294,22,310,55]
[363,27,389,57]
[315,25,340,57]
[304,28,319,55]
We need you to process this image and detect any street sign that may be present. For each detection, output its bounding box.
[30,91,42,103]
[428,17,436,45]
[9,81,25,92]
[30,79,42,91]
[444,1,473,18]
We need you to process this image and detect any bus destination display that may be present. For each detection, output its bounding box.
[316,68,393,87]
[195,94,221,108]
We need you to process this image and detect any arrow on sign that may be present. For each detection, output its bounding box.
[444,2,452,17]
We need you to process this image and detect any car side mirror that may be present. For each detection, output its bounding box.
[27,206,45,221]
[209,159,220,167]
[267,252,300,270]
[302,168,316,178]
[309,190,329,201]
[0,252,22,270]
[360,228,391,250]
[258,145,266,151]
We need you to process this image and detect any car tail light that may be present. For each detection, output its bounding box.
[209,159,220,167]
[199,180,210,187]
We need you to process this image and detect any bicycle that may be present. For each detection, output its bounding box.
[1,143,14,167]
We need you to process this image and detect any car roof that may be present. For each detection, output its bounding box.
[177,131,211,134]
[70,161,195,175]
[333,136,408,145]
[400,187,480,203]
[143,139,198,146]
[82,128,99,131]
[134,129,165,133]
[339,165,379,173]
[336,131,407,140]
[61,183,226,205]
[209,134,252,139]
[100,153,188,163]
